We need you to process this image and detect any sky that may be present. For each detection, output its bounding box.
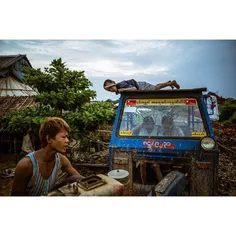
[0,40,235,101]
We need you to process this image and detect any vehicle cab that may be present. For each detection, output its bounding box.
[109,88,219,196]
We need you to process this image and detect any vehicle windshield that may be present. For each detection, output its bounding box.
[118,98,207,138]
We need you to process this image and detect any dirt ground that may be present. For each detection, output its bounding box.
[212,123,236,196]
[0,123,235,196]
[0,158,15,196]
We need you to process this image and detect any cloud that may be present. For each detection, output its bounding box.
[1,40,235,100]
[61,40,105,52]
[110,40,169,55]
[72,59,168,77]
[0,40,172,75]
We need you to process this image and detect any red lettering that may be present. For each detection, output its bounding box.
[143,140,175,149]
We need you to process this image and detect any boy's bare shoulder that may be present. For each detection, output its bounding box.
[57,153,69,163]
[17,156,33,166]
[15,156,33,175]
[57,153,67,159]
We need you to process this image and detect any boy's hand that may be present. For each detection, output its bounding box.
[67,174,84,183]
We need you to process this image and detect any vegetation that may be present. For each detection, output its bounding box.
[219,98,236,124]
[0,58,117,139]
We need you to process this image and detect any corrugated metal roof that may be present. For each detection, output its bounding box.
[0,96,37,118]
[0,55,32,70]
[0,76,37,96]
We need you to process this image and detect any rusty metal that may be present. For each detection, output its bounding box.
[196,161,212,169]
[155,173,178,194]
[112,150,134,195]
[77,175,106,191]
[72,183,79,194]
[113,158,129,165]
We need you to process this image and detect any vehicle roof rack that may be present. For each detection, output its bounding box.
[120,87,207,94]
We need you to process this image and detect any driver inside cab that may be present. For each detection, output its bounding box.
[132,116,158,136]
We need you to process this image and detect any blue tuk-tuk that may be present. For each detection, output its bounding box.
[109,88,219,196]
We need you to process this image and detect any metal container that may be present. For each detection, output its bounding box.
[48,174,124,196]
[108,169,129,185]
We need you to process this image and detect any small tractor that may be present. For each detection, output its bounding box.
[108,88,219,196]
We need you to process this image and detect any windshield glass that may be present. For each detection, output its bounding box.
[118,98,206,138]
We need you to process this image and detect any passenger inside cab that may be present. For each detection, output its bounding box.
[158,115,185,137]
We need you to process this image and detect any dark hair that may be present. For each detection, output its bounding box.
[103,79,116,89]
[143,116,155,125]
[161,115,173,124]
[39,117,70,148]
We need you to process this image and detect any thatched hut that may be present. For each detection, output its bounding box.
[0,55,37,162]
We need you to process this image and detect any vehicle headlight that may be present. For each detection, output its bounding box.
[200,137,216,150]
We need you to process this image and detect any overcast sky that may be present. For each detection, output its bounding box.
[0,40,235,100]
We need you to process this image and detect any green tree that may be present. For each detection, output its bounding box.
[23,58,96,113]
[0,58,116,140]
[219,98,236,124]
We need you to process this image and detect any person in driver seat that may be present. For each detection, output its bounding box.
[132,116,159,136]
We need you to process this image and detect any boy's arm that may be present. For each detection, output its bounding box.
[11,157,32,196]
[132,123,144,136]
[53,155,84,189]
[118,87,138,93]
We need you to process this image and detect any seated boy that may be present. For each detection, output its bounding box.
[11,117,84,196]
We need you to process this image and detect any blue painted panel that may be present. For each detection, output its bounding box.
[11,59,31,82]
[109,91,218,167]
[200,97,215,138]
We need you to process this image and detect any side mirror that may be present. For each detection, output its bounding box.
[203,95,220,121]
[204,95,214,115]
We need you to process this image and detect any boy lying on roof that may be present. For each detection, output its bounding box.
[103,79,180,94]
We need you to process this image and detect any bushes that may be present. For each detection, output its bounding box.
[0,101,116,139]
[219,98,236,124]
[0,58,117,139]
[225,112,236,124]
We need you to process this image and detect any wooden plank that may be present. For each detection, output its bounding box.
[97,130,112,133]
[75,163,109,168]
